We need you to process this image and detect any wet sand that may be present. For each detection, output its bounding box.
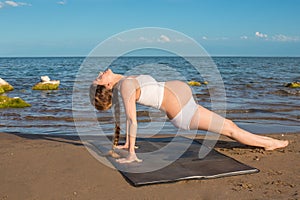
[0,132,299,200]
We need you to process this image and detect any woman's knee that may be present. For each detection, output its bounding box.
[222,119,238,137]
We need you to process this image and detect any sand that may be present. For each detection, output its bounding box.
[0,132,299,200]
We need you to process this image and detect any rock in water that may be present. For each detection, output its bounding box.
[0,87,4,94]
[0,78,14,93]
[188,81,201,86]
[32,81,60,90]
[284,82,300,88]
[32,76,60,90]
[0,96,31,108]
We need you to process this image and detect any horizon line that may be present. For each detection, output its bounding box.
[0,55,300,58]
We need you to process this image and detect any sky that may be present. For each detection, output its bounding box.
[0,0,299,57]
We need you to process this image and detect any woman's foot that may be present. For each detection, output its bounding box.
[106,150,120,158]
[116,153,142,164]
[115,144,139,150]
[115,144,129,150]
[264,139,289,151]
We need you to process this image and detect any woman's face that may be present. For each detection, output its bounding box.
[93,69,113,87]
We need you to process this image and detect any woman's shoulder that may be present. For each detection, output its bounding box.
[118,76,140,89]
[124,75,140,80]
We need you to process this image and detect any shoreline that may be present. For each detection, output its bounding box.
[0,132,299,200]
[0,130,297,138]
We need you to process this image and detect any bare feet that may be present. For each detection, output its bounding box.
[105,150,120,158]
[116,153,142,164]
[115,144,129,150]
[264,139,289,151]
[115,144,139,150]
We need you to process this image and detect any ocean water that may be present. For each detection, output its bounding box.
[0,57,299,135]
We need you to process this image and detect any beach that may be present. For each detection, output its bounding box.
[0,132,298,200]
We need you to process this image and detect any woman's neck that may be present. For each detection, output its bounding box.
[112,74,124,86]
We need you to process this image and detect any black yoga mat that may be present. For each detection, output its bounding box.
[87,136,259,187]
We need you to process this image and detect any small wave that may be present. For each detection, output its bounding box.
[24,116,74,122]
[1,113,21,117]
[0,124,76,128]
[270,89,300,96]
[230,116,299,122]
[38,108,73,113]
[226,109,271,114]
[23,116,115,123]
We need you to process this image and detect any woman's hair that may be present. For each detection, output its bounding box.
[89,83,121,147]
[89,84,113,111]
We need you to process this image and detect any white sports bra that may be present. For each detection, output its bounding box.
[132,75,165,109]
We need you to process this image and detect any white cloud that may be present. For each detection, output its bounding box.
[254,32,299,42]
[0,1,31,8]
[240,36,248,40]
[57,0,67,5]
[115,35,185,44]
[219,37,229,40]
[137,36,154,43]
[5,1,18,6]
[201,36,229,41]
[175,38,184,42]
[138,36,147,41]
[272,34,300,42]
[255,31,268,38]
[158,35,171,43]
[18,2,30,6]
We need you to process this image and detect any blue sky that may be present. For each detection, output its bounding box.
[0,0,299,57]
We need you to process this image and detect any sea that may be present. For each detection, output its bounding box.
[0,57,299,136]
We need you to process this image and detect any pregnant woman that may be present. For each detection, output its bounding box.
[90,69,289,163]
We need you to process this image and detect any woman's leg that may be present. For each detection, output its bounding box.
[189,105,289,150]
[115,131,129,149]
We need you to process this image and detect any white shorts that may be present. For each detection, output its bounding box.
[170,97,198,130]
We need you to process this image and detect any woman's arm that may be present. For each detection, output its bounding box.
[119,79,138,153]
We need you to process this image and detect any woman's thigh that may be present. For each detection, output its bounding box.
[189,105,229,134]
